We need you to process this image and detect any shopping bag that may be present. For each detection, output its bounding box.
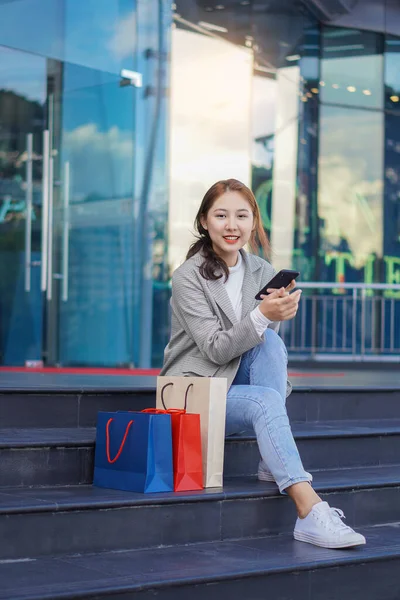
[156,376,227,488]
[93,411,173,493]
[155,382,203,492]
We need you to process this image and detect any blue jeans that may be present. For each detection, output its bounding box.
[226,328,311,494]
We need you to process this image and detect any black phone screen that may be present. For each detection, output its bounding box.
[255,269,300,300]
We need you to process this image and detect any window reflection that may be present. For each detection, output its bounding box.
[168,25,253,273]
[0,0,136,74]
[64,0,136,73]
[0,0,64,60]
[385,36,400,112]
[58,62,135,366]
[318,105,384,278]
[384,114,400,260]
[320,27,383,110]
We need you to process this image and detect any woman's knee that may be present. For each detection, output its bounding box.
[249,387,287,426]
[261,328,288,359]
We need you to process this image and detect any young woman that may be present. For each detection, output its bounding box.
[161,178,366,549]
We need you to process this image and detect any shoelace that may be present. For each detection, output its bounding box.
[328,507,350,531]
[313,506,350,533]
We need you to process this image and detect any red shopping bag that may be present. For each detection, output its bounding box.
[143,382,203,492]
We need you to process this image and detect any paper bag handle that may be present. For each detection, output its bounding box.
[106,418,134,464]
[160,382,193,411]
[142,407,185,415]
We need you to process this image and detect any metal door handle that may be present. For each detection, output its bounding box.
[62,161,70,301]
[46,155,54,301]
[41,130,50,292]
[24,133,33,292]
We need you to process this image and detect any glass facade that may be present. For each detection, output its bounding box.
[0,0,399,367]
[0,0,171,367]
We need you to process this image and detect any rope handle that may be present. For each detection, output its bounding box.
[106,418,134,464]
[160,382,193,411]
[142,407,186,415]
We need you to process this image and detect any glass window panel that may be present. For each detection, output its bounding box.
[385,35,400,113]
[168,27,253,273]
[0,46,47,365]
[57,62,135,366]
[384,113,400,259]
[318,104,384,281]
[320,27,383,110]
[0,0,64,60]
[64,0,136,73]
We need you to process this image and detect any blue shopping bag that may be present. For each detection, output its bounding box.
[93,411,173,493]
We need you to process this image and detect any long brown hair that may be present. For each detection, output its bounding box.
[186,178,270,281]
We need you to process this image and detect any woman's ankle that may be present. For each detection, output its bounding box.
[297,499,322,519]
[286,481,322,518]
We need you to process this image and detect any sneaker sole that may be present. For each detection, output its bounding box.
[293,530,366,549]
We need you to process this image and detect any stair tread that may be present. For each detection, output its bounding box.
[1,522,399,600]
[1,370,400,392]
[1,419,400,449]
[0,465,399,514]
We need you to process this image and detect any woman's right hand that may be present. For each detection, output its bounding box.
[258,284,302,322]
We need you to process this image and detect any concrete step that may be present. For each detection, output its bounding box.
[1,420,400,487]
[1,387,400,428]
[0,466,399,560]
[1,522,399,599]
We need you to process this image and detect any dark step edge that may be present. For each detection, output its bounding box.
[4,530,400,600]
[0,387,156,395]
[1,473,400,515]
[1,386,400,394]
[0,439,95,449]
[228,428,400,442]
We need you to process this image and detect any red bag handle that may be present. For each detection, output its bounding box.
[161,382,193,412]
[141,407,185,416]
[106,418,134,464]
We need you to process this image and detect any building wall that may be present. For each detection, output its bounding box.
[0,0,399,367]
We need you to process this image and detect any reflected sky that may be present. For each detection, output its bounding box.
[319,105,383,267]
[0,0,137,74]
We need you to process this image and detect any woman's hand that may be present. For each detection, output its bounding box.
[258,280,301,322]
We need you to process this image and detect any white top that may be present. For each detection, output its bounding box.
[223,251,272,335]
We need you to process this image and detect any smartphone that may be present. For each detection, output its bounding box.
[255,269,300,300]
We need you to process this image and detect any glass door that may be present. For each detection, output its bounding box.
[0,46,48,366]
[47,62,137,367]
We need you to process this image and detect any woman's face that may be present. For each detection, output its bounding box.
[200,190,255,266]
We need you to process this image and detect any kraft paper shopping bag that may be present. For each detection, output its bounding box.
[156,376,227,488]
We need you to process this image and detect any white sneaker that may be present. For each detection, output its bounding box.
[258,461,313,483]
[294,501,366,549]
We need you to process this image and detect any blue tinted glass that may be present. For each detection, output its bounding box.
[321,27,383,110]
[0,46,47,365]
[0,0,136,73]
[64,0,136,73]
[133,0,171,367]
[0,0,64,60]
[58,62,136,366]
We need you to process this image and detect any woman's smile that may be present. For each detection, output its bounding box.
[223,235,240,244]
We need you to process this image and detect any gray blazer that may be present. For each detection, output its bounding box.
[160,248,292,397]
